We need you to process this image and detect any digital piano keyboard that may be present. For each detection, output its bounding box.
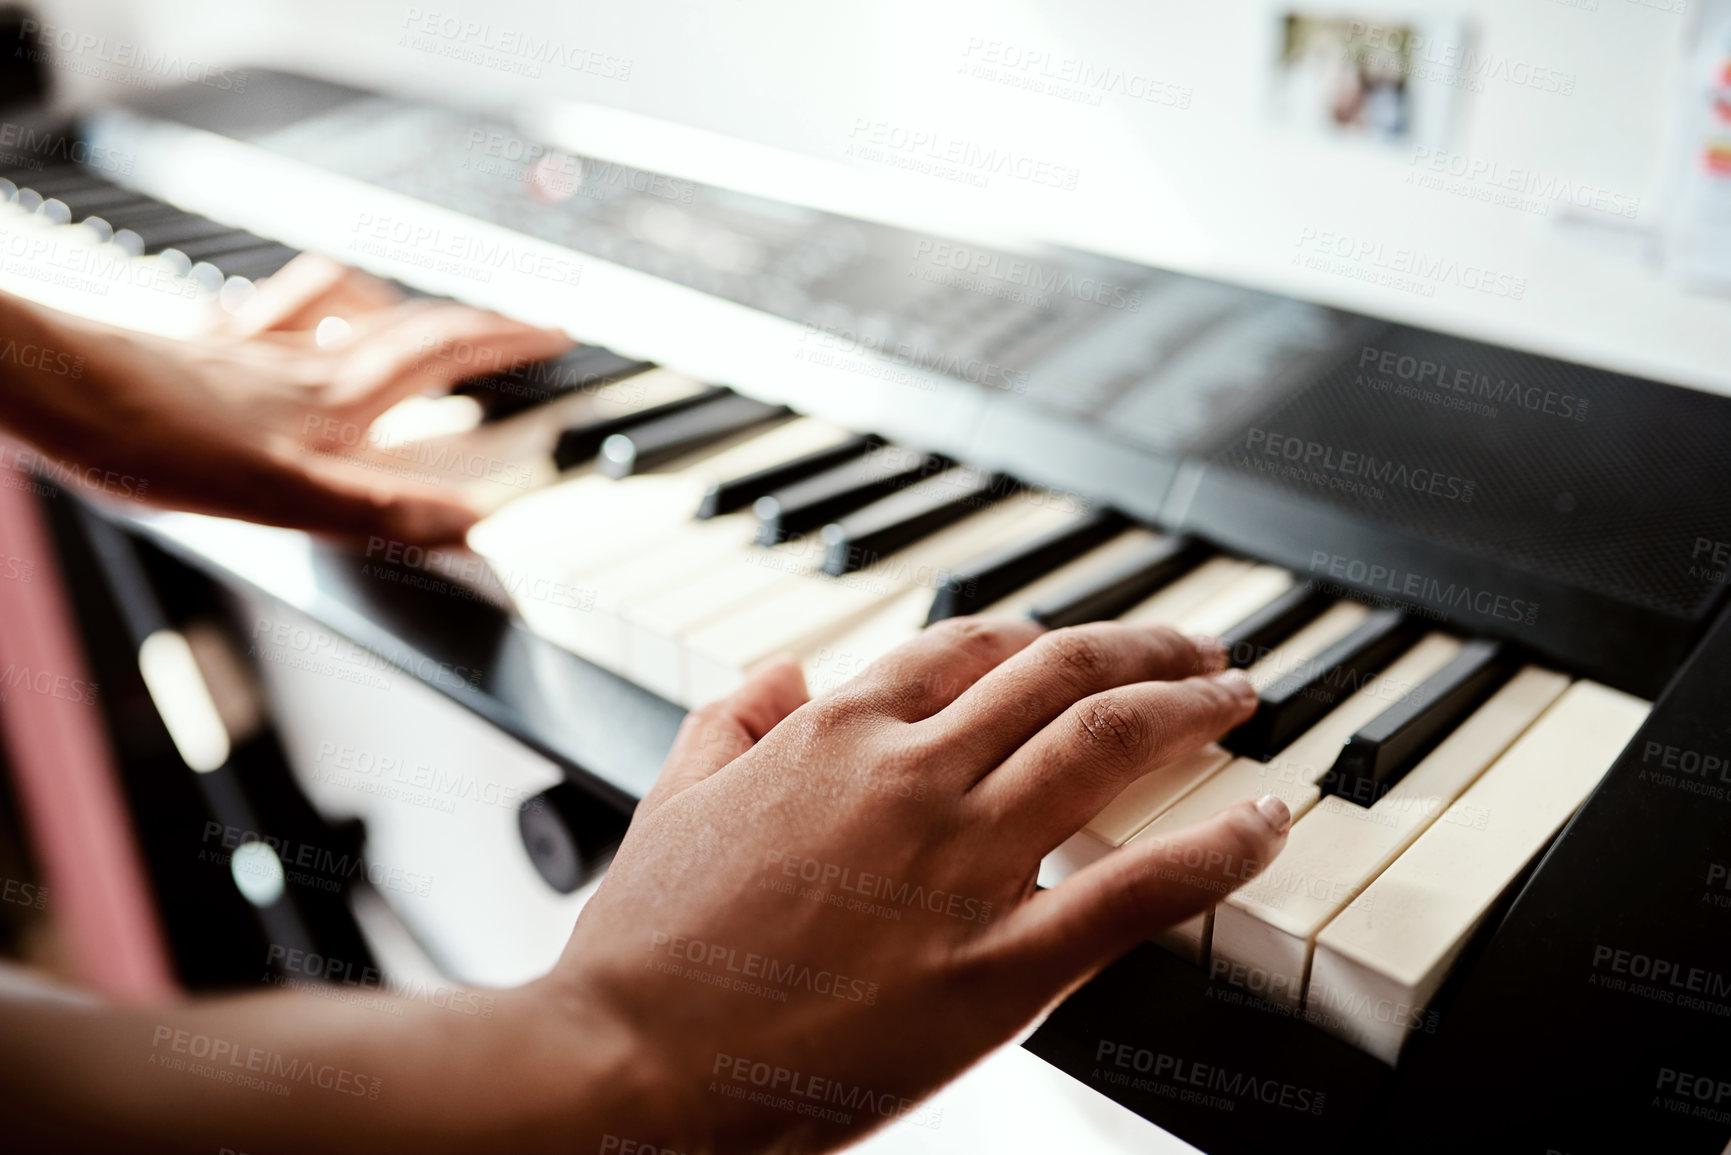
[10,70,1731,1154]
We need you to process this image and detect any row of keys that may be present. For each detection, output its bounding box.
[1040,614,1647,1064]
[7,156,1654,1071]
[0,161,299,302]
[462,391,1650,1069]
[0,160,711,493]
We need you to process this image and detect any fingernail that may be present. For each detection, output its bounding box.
[1213,667,1256,702]
[1253,794,1291,835]
[1190,634,1228,671]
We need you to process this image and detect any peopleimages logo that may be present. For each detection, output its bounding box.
[845,119,1082,191]
[909,240,1144,311]
[150,1026,380,1098]
[0,122,133,175]
[760,850,993,924]
[1093,1039,1327,1115]
[1407,146,1640,220]
[1308,551,1540,627]
[19,19,247,91]
[1245,428,1476,504]
[647,932,880,1005]
[1294,228,1526,300]
[1357,345,1588,421]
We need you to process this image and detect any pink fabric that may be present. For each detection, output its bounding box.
[0,447,176,1001]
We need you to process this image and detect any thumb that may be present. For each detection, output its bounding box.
[992,795,1291,992]
[637,656,809,820]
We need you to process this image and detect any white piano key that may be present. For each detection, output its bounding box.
[1035,598,1367,963]
[801,587,932,698]
[366,394,485,444]
[1210,666,1570,1011]
[1171,564,1297,638]
[1123,632,1464,964]
[1244,600,1371,692]
[1309,680,1649,1063]
[520,512,760,669]
[470,472,701,598]
[1117,557,1253,627]
[682,497,1070,706]
[1037,744,1234,888]
[373,373,701,516]
[469,416,851,596]
[800,525,1172,699]
[0,202,219,335]
[621,537,822,701]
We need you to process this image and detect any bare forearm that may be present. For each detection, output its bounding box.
[0,978,673,1155]
[0,290,94,448]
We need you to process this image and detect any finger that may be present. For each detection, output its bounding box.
[969,669,1258,853]
[987,795,1290,992]
[134,446,481,546]
[840,615,1046,723]
[926,623,1229,776]
[322,301,571,423]
[637,656,809,819]
[222,254,402,338]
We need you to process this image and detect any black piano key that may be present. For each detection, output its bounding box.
[753,446,943,545]
[0,161,81,186]
[1027,536,1207,629]
[455,346,654,420]
[21,180,155,221]
[173,230,279,263]
[925,508,1125,624]
[124,213,238,251]
[106,200,197,227]
[1226,607,1420,761]
[46,184,163,218]
[1321,639,1512,805]
[12,166,102,194]
[191,242,293,281]
[1219,580,1332,669]
[696,433,878,520]
[212,243,300,280]
[552,384,730,471]
[597,391,790,479]
[819,469,1010,576]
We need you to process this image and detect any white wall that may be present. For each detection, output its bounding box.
[22,0,1731,390]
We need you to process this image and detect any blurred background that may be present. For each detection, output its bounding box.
[15,0,1731,390]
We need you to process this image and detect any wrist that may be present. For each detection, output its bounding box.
[507,974,704,1155]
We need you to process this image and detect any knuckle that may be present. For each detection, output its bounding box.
[799,691,868,733]
[1036,626,1115,684]
[928,615,1016,664]
[875,742,932,784]
[1071,691,1150,764]
[678,702,738,747]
